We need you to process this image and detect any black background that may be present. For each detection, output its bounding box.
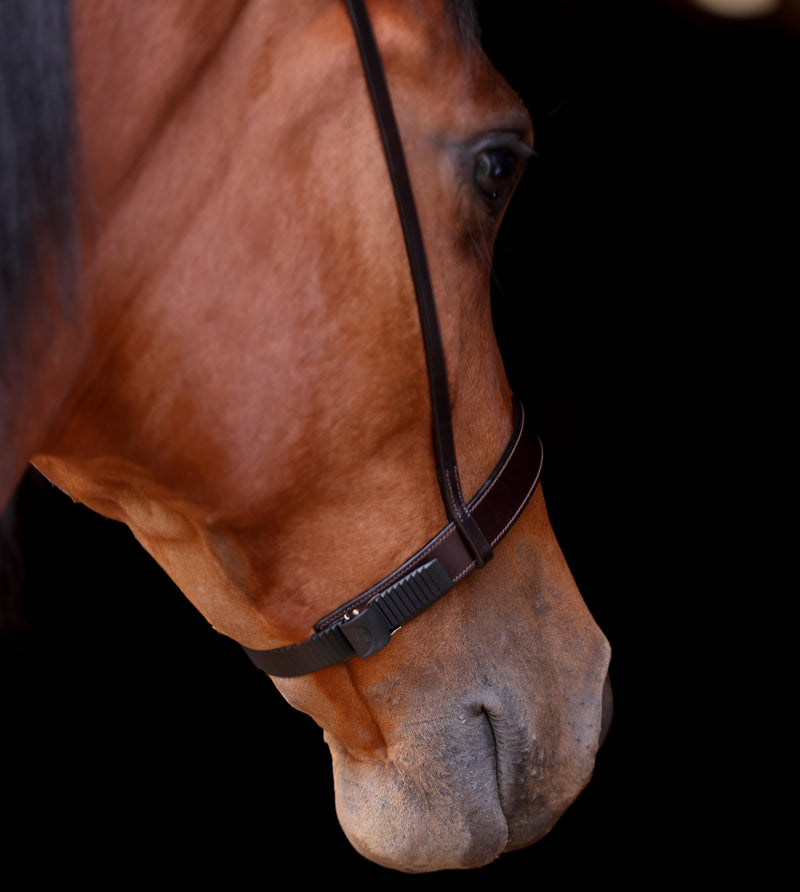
[2,1,793,885]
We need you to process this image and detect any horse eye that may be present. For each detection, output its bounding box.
[473,147,519,203]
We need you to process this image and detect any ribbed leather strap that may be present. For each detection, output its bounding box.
[243,402,542,677]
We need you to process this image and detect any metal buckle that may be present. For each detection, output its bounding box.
[341,606,395,658]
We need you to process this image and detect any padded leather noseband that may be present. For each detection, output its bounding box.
[243,0,542,677]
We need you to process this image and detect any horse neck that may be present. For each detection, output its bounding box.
[0,0,254,508]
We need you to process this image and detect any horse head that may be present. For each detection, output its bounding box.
[6,0,610,872]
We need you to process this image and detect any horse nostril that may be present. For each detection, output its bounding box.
[600,674,613,747]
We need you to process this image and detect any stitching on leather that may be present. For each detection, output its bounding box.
[444,468,465,523]
[318,525,460,626]
[491,473,541,547]
[469,404,525,513]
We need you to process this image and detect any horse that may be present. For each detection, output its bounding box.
[0,0,611,873]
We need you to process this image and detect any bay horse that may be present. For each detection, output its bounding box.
[0,0,611,872]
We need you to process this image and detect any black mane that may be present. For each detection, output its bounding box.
[447,0,482,54]
[0,0,77,437]
[1,0,76,631]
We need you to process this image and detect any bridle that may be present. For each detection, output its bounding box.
[244,0,543,678]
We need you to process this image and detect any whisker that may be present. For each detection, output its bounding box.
[542,98,569,122]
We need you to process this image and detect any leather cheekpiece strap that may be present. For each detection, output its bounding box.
[344,0,492,567]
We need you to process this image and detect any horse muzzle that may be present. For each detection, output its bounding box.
[325,662,612,873]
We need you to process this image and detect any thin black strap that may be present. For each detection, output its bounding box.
[344,0,492,566]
